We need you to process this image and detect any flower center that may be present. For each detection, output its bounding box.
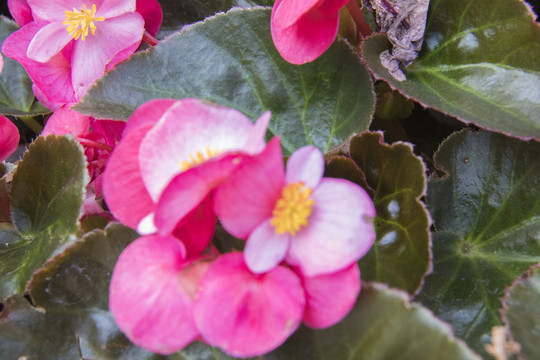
[180,147,221,171]
[63,4,105,41]
[270,182,315,235]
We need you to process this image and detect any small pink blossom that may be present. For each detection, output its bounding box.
[271,0,349,64]
[214,137,376,276]
[0,116,19,161]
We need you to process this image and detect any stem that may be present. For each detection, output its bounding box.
[346,0,372,39]
[76,137,114,152]
[19,116,43,134]
[143,30,159,46]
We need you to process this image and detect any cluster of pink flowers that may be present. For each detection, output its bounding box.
[104,98,376,357]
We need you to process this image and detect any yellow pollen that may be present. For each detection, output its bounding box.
[270,182,315,235]
[63,4,105,41]
[180,147,221,171]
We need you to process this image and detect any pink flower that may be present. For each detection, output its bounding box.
[271,0,349,64]
[0,115,19,161]
[2,0,162,108]
[193,252,305,357]
[214,137,376,276]
[103,98,270,257]
[109,234,206,354]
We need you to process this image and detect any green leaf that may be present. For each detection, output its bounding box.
[0,225,176,360]
[501,264,540,360]
[0,135,88,298]
[75,8,375,154]
[158,0,273,37]
[362,0,540,140]
[415,130,540,356]
[271,283,480,360]
[0,16,49,116]
[326,132,431,294]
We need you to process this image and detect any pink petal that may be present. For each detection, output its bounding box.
[172,196,216,259]
[139,99,255,200]
[245,220,290,274]
[271,2,341,64]
[272,0,323,29]
[105,41,139,71]
[0,116,19,161]
[3,22,76,107]
[27,21,73,62]
[136,0,163,36]
[243,110,271,154]
[71,12,144,99]
[214,137,285,239]
[300,263,361,328]
[96,0,136,19]
[194,253,305,358]
[41,106,90,136]
[123,99,175,136]
[102,125,154,228]
[27,0,87,22]
[109,234,199,355]
[153,153,246,235]
[8,0,33,26]
[318,0,350,13]
[287,178,376,276]
[285,145,324,189]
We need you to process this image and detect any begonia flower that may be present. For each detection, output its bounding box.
[271,0,349,64]
[193,252,305,358]
[2,0,162,108]
[214,137,376,276]
[109,234,205,355]
[0,116,19,161]
[103,98,270,257]
[8,0,33,26]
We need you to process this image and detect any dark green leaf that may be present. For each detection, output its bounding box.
[501,264,540,360]
[0,224,176,360]
[75,8,375,154]
[0,16,49,116]
[327,132,431,294]
[270,283,480,360]
[362,0,540,140]
[416,130,540,356]
[158,0,273,37]
[0,135,88,298]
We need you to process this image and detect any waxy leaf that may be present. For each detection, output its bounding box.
[326,132,431,294]
[0,136,88,298]
[270,283,480,360]
[501,264,540,359]
[416,130,540,356]
[75,8,375,154]
[362,0,540,140]
[0,225,176,360]
[0,16,48,116]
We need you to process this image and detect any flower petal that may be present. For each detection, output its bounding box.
[286,145,324,189]
[245,220,290,274]
[243,110,271,154]
[153,153,245,235]
[103,125,154,228]
[123,99,176,136]
[27,21,73,62]
[214,137,284,239]
[109,234,199,355]
[271,2,340,64]
[139,98,256,201]
[0,116,19,161]
[194,253,305,358]
[27,0,86,22]
[96,0,136,19]
[301,263,361,328]
[287,178,376,276]
[136,0,163,36]
[71,12,144,99]
[41,106,90,136]
[272,0,323,29]
[8,0,33,26]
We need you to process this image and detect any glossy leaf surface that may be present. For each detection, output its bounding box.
[362,0,540,140]
[75,8,375,154]
[416,130,540,356]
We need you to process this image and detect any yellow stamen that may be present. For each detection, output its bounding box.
[63,4,105,41]
[180,147,221,171]
[270,182,315,235]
